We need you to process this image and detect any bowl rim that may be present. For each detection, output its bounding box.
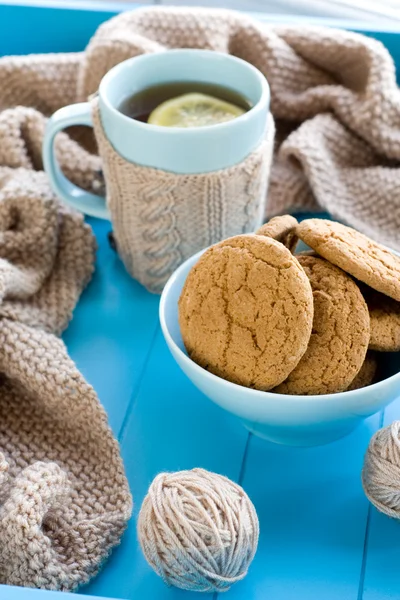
[160,245,400,403]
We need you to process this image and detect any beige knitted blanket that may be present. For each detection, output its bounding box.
[1,7,400,250]
[0,117,132,593]
[0,5,398,592]
[0,186,132,590]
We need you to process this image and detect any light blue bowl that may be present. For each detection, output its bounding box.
[160,250,400,447]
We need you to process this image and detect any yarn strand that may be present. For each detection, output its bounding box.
[363,421,400,518]
[137,468,259,592]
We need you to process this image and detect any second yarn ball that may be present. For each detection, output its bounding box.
[137,468,259,592]
[363,420,400,517]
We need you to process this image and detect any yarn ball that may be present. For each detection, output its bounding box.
[137,468,259,592]
[362,420,400,518]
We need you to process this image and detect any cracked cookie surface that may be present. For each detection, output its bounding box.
[346,352,378,391]
[274,255,370,395]
[362,287,400,352]
[256,215,298,253]
[296,219,400,301]
[178,234,313,391]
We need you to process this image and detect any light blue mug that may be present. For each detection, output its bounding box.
[42,50,270,220]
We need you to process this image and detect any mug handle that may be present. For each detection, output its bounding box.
[42,102,111,220]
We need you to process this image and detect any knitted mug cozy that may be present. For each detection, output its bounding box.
[92,101,275,293]
[2,7,400,254]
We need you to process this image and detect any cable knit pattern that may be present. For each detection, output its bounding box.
[92,103,274,293]
[77,7,400,251]
[0,7,399,272]
[0,4,398,585]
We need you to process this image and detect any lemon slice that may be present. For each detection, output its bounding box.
[147,92,246,128]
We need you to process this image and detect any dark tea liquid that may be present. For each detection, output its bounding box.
[118,81,252,123]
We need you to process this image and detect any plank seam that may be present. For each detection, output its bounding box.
[214,433,252,600]
[117,323,160,442]
[357,504,372,600]
[238,432,252,486]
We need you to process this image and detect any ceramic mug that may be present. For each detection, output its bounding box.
[42,50,271,220]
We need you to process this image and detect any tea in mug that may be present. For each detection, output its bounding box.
[118,81,252,128]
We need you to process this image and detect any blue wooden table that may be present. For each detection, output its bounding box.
[1,2,400,599]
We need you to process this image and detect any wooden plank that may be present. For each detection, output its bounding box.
[0,586,118,600]
[0,4,399,600]
[359,396,400,600]
[64,218,160,436]
[224,416,381,600]
[82,329,250,598]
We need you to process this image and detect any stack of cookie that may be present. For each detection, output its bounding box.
[179,216,400,395]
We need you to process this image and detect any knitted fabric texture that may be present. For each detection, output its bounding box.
[92,102,274,292]
[1,8,399,255]
[76,7,400,250]
[0,76,132,593]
